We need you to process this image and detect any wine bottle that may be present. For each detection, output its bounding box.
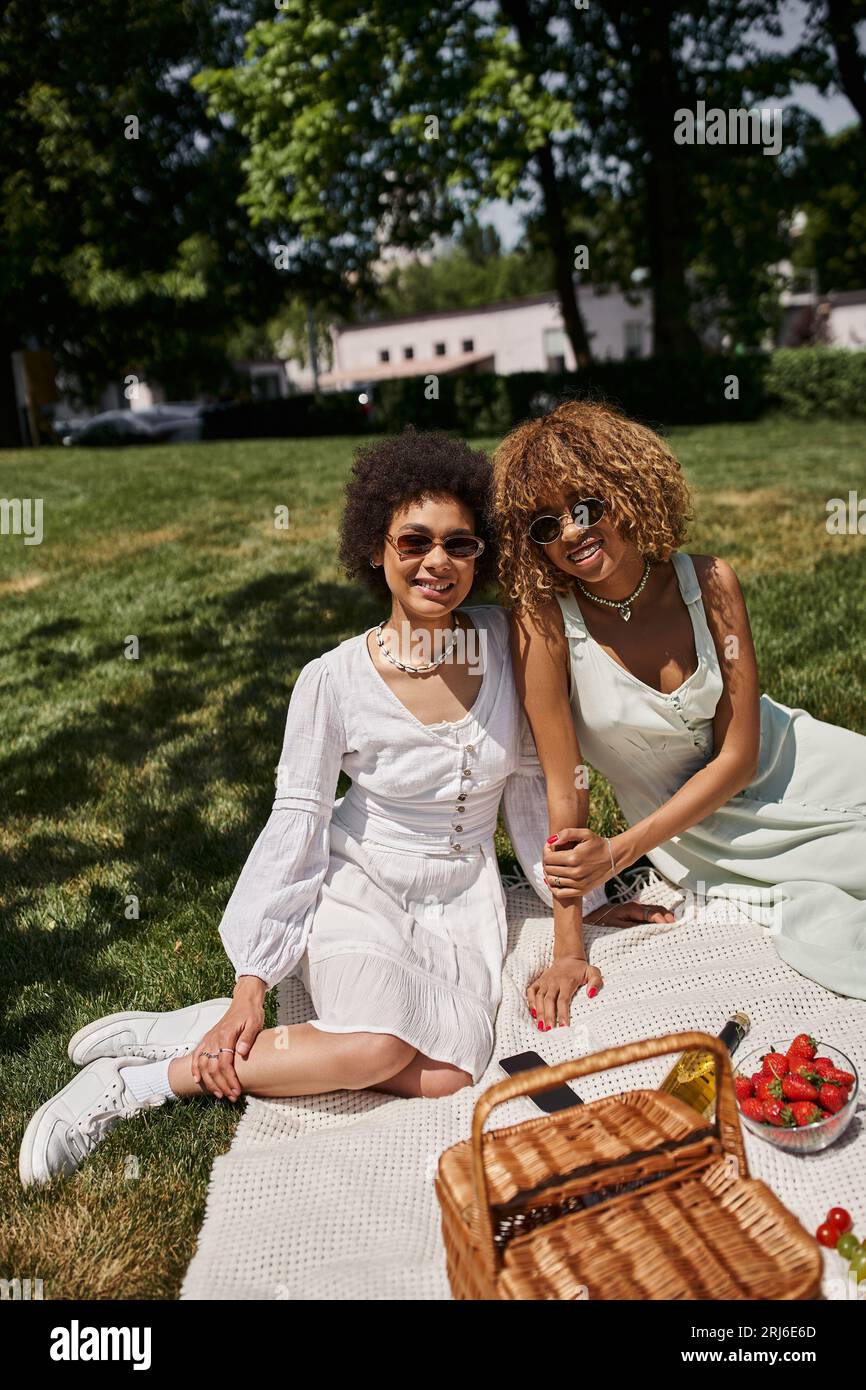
[659,1013,751,1119]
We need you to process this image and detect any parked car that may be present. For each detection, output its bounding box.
[62,404,203,446]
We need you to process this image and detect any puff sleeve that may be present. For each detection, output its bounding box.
[217,656,346,989]
[500,708,608,917]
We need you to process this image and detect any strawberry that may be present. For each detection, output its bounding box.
[755,1074,783,1101]
[789,1061,822,1081]
[822,1067,856,1087]
[740,1097,765,1123]
[762,1051,789,1077]
[790,1101,824,1126]
[762,1098,795,1127]
[812,1057,836,1076]
[787,1033,818,1061]
[782,1074,819,1102]
[818,1083,848,1114]
[734,1075,754,1100]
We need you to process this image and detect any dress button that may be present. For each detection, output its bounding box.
[452,843,462,852]
[465,744,476,755]
[457,792,467,801]
[455,824,463,832]
[462,769,473,778]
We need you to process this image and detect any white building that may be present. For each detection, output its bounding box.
[284,284,653,392]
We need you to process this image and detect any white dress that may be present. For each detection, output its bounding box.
[217,604,607,1085]
[556,552,866,999]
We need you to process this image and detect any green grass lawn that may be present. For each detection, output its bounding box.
[1,417,864,1298]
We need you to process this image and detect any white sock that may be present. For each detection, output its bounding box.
[119,1058,178,1103]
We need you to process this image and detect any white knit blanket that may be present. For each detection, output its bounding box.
[181,875,866,1301]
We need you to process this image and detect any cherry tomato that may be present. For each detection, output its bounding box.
[816,1222,839,1248]
[836,1233,859,1260]
[849,1248,866,1282]
[827,1206,852,1233]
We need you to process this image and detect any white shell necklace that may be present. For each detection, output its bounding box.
[376,616,460,673]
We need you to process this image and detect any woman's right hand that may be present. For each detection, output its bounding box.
[192,980,266,1101]
[584,900,676,928]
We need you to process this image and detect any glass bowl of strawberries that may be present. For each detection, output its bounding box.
[734,1033,859,1154]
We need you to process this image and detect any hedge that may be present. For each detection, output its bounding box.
[197,348,865,439]
[375,354,769,434]
[764,348,866,419]
[200,391,369,440]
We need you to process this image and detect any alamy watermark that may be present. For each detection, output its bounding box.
[674,101,783,157]
[0,497,43,545]
[377,620,487,675]
[826,491,866,534]
[1,1277,44,1300]
[675,879,786,935]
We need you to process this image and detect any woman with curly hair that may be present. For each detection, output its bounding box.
[491,399,866,1000]
[21,425,669,1187]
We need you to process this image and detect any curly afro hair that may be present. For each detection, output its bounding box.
[339,425,496,600]
[491,400,693,613]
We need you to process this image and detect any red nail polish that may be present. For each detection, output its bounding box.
[546,835,558,845]
[530,1007,536,1017]
[587,987,597,998]
[537,1020,543,1030]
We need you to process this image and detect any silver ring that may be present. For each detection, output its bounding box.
[218,1047,235,1054]
[552,875,562,887]
[201,1050,218,1059]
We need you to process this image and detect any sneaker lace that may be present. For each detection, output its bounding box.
[65,1081,135,1161]
[118,1042,192,1060]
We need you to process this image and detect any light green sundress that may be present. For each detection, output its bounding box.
[555,551,866,999]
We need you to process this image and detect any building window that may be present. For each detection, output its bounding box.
[434,342,447,356]
[543,327,568,374]
[250,371,282,401]
[403,345,414,360]
[379,349,390,363]
[462,338,474,353]
[624,322,644,359]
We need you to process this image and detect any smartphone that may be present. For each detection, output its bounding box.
[498,1049,584,1114]
[496,1051,623,1213]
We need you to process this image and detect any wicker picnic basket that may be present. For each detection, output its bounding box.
[435,1031,822,1300]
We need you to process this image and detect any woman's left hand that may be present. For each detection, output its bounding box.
[543,828,618,899]
[527,955,603,1029]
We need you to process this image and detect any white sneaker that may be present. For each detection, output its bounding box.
[19,1056,165,1187]
[67,998,233,1065]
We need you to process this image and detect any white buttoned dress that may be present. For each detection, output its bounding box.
[556,552,866,999]
[217,605,606,1085]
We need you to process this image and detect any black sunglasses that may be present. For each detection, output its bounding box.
[385,531,486,559]
[527,497,606,545]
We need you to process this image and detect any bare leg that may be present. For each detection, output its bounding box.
[369,1050,473,1099]
[167,1022,417,1099]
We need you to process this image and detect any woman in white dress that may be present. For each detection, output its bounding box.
[491,400,866,1001]
[20,427,665,1187]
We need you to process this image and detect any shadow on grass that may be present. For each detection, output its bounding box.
[1,568,380,1049]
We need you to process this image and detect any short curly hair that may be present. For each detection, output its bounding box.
[491,400,693,612]
[339,425,496,600]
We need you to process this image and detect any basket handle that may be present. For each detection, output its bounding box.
[469,1031,746,1286]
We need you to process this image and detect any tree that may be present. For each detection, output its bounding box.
[196,0,818,367]
[194,1,597,364]
[804,0,866,126]
[376,236,555,317]
[793,126,866,290]
[0,0,285,439]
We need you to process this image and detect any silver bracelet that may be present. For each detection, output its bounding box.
[604,837,617,874]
